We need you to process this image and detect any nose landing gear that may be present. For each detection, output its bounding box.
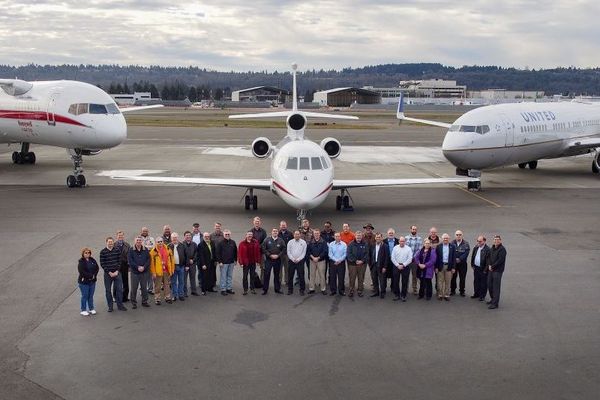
[66,149,86,188]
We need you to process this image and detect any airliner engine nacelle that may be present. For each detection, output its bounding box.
[287,113,307,131]
[320,137,341,159]
[251,137,273,158]
[68,148,103,157]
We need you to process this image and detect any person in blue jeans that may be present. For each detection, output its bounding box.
[169,233,186,301]
[100,237,127,312]
[77,247,99,316]
[216,230,237,295]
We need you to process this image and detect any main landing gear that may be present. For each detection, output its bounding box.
[11,143,36,165]
[243,188,258,210]
[518,160,538,170]
[66,149,86,188]
[335,188,354,211]
[592,152,600,174]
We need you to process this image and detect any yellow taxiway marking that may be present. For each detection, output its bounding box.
[455,186,502,208]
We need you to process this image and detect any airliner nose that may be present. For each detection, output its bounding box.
[102,116,127,148]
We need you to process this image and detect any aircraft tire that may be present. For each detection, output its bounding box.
[593,161,599,174]
[343,195,350,208]
[76,175,86,187]
[335,196,342,210]
[244,195,251,210]
[518,163,527,169]
[528,161,538,170]
[252,195,258,210]
[27,152,36,164]
[67,175,78,188]
[12,152,19,164]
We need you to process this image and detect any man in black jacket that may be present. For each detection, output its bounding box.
[487,235,507,309]
[384,229,399,284]
[182,231,199,297]
[128,236,150,309]
[470,235,490,301]
[451,230,470,297]
[216,230,237,295]
[370,232,390,298]
[435,234,457,301]
[197,232,217,294]
[100,237,126,312]
[115,230,131,303]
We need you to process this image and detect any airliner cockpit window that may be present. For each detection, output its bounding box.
[320,156,330,169]
[311,157,323,170]
[299,157,310,170]
[68,104,78,115]
[449,125,460,132]
[476,125,490,134]
[89,104,108,114]
[106,103,121,114]
[459,125,477,133]
[77,103,88,115]
[286,157,298,170]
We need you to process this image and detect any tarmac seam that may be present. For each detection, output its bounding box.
[0,232,63,274]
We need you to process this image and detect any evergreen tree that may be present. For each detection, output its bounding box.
[188,86,198,102]
[214,88,223,100]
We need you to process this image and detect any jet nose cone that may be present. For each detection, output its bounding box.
[102,116,127,148]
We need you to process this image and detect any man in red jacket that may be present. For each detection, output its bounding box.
[238,231,261,295]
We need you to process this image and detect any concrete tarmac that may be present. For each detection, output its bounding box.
[0,122,599,400]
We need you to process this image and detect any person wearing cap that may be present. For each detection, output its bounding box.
[405,225,423,295]
[451,230,470,297]
[192,223,202,245]
[182,231,199,297]
[487,235,507,309]
[149,236,175,305]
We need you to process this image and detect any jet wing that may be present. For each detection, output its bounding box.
[110,175,272,189]
[396,93,452,129]
[119,105,164,113]
[332,176,478,190]
[558,137,600,157]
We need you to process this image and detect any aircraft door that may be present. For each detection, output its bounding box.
[500,114,514,147]
[46,91,58,126]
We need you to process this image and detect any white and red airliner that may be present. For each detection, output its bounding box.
[0,79,160,187]
[112,64,477,219]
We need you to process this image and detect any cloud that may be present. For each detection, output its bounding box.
[0,0,598,70]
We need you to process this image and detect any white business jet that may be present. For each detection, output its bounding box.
[112,64,477,219]
[397,94,600,190]
[0,79,161,187]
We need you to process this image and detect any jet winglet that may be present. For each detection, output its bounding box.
[396,92,405,119]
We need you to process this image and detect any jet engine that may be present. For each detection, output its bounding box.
[287,113,307,131]
[251,137,273,158]
[320,137,341,159]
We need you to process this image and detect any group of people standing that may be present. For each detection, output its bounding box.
[76,218,507,316]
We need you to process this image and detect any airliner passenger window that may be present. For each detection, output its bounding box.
[77,103,88,115]
[320,156,330,168]
[286,157,298,170]
[89,104,108,114]
[311,157,323,170]
[106,103,121,114]
[299,157,310,170]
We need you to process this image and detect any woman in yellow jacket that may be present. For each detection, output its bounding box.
[150,237,175,304]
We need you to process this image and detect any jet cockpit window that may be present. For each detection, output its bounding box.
[476,125,490,134]
[106,103,121,114]
[286,157,298,170]
[89,104,108,114]
[449,125,460,132]
[77,103,88,115]
[456,125,490,134]
[459,125,477,133]
[299,157,310,170]
[311,157,323,170]
[320,156,330,169]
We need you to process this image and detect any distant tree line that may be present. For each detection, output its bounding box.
[2,63,600,96]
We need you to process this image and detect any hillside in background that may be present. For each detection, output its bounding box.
[1,63,599,98]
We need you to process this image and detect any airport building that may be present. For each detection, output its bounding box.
[469,89,545,101]
[110,92,153,106]
[231,86,291,103]
[313,87,381,107]
[399,79,467,98]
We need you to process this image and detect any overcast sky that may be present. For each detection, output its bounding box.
[0,0,598,71]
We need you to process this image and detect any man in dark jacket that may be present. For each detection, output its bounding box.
[100,237,126,312]
[307,229,328,294]
[370,232,390,298]
[262,228,286,295]
[451,230,471,297]
[251,217,267,282]
[216,230,237,295]
[487,235,507,309]
[115,230,131,303]
[128,236,151,309]
[168,233,187,301]
[384,229,399,283]
[470,235,490,301]
[435,233,457,301]
[182,231,199,297]
[347,231,370,297]
[197,232,216,294]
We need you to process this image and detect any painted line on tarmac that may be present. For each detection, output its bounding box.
[407,163,502,208]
